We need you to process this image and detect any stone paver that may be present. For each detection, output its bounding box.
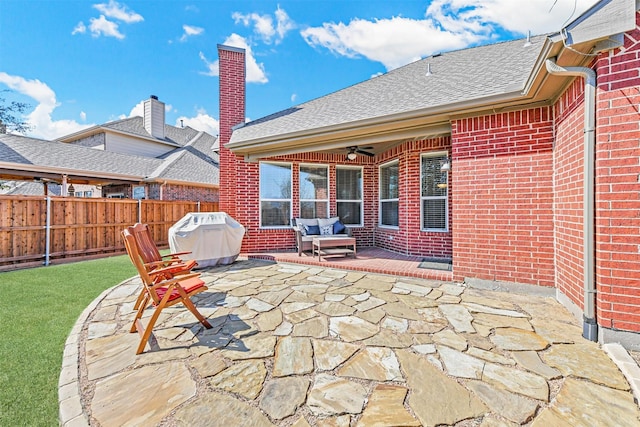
[60,259,640,426]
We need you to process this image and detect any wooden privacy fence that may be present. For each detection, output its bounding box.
[0,195,218,270]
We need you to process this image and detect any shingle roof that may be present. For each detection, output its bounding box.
[0,129,219,187]
[100,116,199,146]
[0,133,161,177]
[150,131,220,185]
[230,35,547,144]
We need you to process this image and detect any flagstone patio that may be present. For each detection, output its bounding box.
[59,258,640,426]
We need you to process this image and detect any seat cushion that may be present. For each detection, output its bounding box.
[303,224,321,235]
[155,277,205,302]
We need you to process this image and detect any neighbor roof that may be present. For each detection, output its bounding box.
[0,130,219,187]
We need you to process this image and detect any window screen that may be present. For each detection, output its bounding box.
[421,154,448,231]
[336,167,362,225]
[300,164,329,218]
[380,161,399,226]
[260,162,291,227]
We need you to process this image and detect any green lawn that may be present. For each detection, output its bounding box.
[0,255,136,427]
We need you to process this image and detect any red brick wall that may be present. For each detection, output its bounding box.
[147,183,219,202]
[218,45,245,219]
[554,77,588,310]
[375,137,452,258]
[594,19,640,332]
[451,108,555,286]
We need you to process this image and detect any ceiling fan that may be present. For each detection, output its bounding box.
[346,145,375,160]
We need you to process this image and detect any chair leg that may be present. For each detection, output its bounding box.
[133,288,146,310]
[130,294,150,333]
[183,297,212,329]
[135,301,166,354]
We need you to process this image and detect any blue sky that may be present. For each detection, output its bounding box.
[1,0,599,140]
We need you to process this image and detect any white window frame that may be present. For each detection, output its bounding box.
[379,160,399,228]
[336,165,363,226]
[420,152,449,232]
[259,161,292,229]
[299,163,329,219]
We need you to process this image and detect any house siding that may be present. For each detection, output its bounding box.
[594,18,640,333]
[451,108,556,287]
[105,132,172,157]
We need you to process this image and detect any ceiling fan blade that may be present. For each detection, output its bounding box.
[356,149,375,157]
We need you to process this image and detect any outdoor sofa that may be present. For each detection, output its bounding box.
[292,217,352,256]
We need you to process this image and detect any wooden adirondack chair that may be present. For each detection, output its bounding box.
[128,223,197,310]
[122,226,212,354]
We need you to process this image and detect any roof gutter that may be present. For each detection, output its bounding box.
[545,57,597,342]
[0,161,146,183]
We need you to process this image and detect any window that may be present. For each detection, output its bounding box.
[336,166,363,226]
[300,164,329,218]
[260,162,292,227]
[380,161,399,227]
[421,153,448,231]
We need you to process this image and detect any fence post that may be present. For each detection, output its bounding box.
[138,199,142,223]
[197,201,201,212]
[44,196,51,266]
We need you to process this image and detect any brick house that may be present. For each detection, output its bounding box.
[217,0,640,348]
[0,96,219,201]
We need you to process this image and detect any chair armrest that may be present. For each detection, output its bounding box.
[292,225,304,255]
[161,251,192,259]
[146,262,192,276]
[144,259,184,268]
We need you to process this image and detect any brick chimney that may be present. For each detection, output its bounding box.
[218,45,246,218]
[143,95,165,139]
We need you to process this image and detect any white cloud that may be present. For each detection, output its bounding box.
[125,100,144,118]
[301,0,599,70]
[302,17,475,70]
[176,110,219,136]
[72,21,86,35]
[0,72,93,139]
[198,52,219,77]
[290,93,297,103]
[275,6,295,40]
[73,0,143,39]
[232,5,294,44]
[180,24,204,42]
[80,111,87,121]
[426,0,598,35]
[89,15,125,39]
[199,34,268,84]
[93,0,143,24]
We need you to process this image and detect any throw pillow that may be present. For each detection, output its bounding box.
[304,224,321,235]
[333,220,346,234]
[320,224,333,235]
[318,217,339,228]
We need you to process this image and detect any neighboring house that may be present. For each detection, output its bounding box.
[217,0,640,348]
[0,96,219,201]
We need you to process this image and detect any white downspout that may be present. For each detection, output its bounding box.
[159,181,167,201]
[545,57,597,342]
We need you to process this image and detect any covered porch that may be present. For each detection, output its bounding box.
[246,246,453,282]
